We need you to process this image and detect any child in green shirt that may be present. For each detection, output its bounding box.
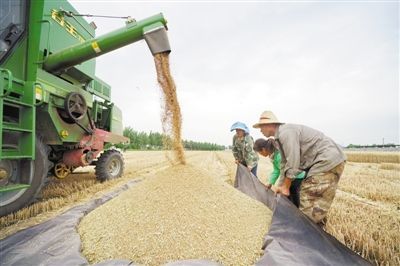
[253,138,305,207]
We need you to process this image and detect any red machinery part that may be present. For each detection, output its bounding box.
[63,129,109,167]
[63,149,96,167]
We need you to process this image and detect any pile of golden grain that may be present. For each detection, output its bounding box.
[78,163,271,265]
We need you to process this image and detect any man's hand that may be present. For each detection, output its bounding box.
[247,166,252,172]
[272,178,292,196]
[235,160,239,165]
[273,185,290,196]
[264,183,272,190]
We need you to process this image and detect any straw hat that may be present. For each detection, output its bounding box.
[253,111,283,128]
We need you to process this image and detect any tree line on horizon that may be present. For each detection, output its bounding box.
[346,143,399,149]
[120,127,226,151]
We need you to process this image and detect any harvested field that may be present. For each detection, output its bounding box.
[1,151,399,265]
[326,191,400,266]
[380,162,400,171]
[337,162,400,203]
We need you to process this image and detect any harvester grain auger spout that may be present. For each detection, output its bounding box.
[43,13,171,73]
[143,24,171,55]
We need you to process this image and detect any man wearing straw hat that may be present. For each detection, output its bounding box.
[253,111,346,225]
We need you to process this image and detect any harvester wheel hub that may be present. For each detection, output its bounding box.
[65,92,87,121]
[0,160,17,186]
[54,162,72,179]
[108,158,122,176]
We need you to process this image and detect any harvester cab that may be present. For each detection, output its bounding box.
[0,0,170,216]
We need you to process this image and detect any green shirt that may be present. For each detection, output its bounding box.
[269,151,305,185]
[232,134,259,169]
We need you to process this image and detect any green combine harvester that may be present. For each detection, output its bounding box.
[0,0,171,216]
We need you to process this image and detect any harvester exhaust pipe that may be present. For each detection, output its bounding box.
[143,26,171,55]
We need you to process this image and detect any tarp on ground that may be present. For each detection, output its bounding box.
[0,180,142,266]
[234,164,371,266]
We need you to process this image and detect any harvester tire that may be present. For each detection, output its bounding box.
[95,150,124,182]
[0,136,50,217]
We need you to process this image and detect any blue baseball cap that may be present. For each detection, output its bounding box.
[230,122,249,134]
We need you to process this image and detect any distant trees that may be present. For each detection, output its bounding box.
[182,140,225,151]
[121,127,225,151]
[122,127,163,150]
[347,143,399,149]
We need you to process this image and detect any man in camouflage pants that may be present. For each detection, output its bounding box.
[253,111,346,225]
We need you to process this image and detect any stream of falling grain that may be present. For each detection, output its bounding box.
[154,53,186,165]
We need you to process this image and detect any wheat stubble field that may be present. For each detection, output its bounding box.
[0,150,399,265]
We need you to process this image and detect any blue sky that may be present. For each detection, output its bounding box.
[71,0,399,146]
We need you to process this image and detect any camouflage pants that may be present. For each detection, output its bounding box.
[299,162,345,224]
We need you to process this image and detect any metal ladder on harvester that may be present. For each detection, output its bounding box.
[0,68,35,192]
